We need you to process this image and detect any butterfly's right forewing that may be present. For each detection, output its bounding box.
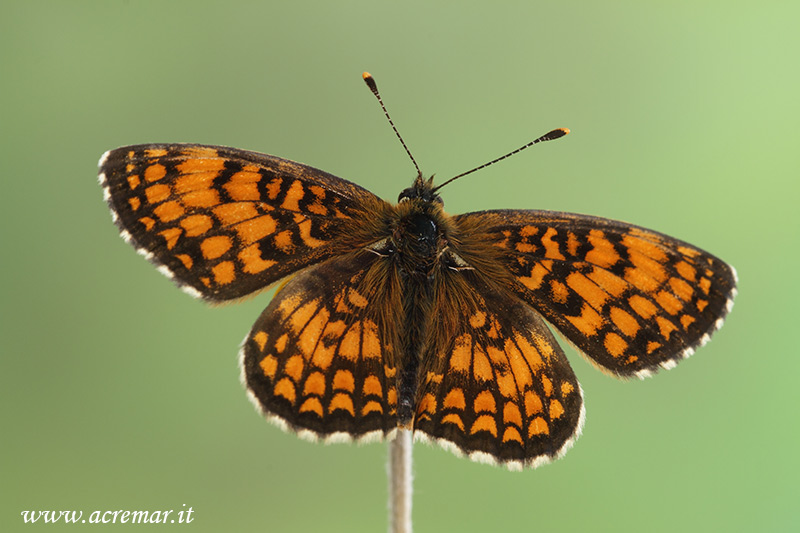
[454,210,737,378]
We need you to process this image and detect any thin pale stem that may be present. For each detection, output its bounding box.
[388,429,413,533]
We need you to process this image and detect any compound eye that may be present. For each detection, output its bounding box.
[398,187,416,202]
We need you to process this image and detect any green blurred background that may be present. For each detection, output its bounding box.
[2,1,797,531]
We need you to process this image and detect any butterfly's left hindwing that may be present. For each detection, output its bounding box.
[241,251,400,441]
[454,210,737,378]
[99,144,389,302]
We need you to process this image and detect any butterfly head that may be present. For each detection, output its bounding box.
[386,174,452,275]
[398,174,443,206]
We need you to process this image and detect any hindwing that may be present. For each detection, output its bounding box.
[413,269,584,469]
[241,251,400,441]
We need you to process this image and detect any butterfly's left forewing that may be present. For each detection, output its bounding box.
[99,144,389,302]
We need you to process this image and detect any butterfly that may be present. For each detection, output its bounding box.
[99,73,736,470]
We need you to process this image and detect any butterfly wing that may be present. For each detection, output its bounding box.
[413,269,584,469]
[99,144,390,301]
[241,250,401,441]
[452,210,737,378]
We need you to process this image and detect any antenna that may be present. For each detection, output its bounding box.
[432,127,570,192]
[362,72,422,177]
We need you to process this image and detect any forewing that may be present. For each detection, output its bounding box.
[413,272,584,469]
[241,251,399,441]
[453,210,737,378]
[99,144,388,301]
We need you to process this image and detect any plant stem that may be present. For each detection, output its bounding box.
[388,428,413,533]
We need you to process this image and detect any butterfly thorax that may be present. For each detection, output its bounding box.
[392,207,444,278]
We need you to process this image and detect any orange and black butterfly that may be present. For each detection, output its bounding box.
[99,73,736,470]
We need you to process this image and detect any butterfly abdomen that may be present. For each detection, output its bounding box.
[397,280,433,425]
